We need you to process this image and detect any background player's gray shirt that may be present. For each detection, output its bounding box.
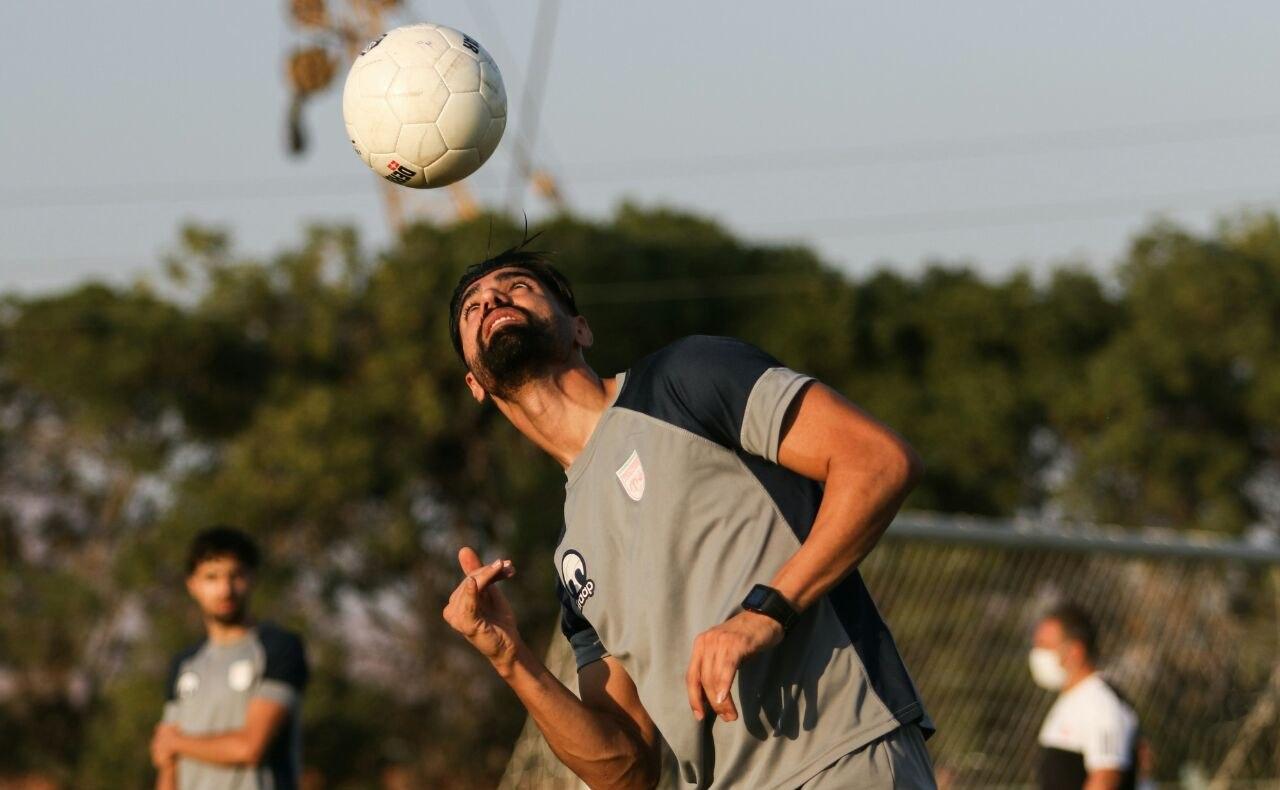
[162,623,308,790]
[555,336,930,789]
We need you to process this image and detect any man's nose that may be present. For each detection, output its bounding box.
[480,286,512,313]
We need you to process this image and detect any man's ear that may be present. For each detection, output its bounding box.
[464,371,488,403]
[1063,641,1086,671]
[573,315,593,349]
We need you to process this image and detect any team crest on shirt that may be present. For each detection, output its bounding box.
[228,659,256,692]
[615,450,645,501]
[560,550,596,609]
[176,670,200,699]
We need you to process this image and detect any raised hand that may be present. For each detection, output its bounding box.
[442,547,521,671]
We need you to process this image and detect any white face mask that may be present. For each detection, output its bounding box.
[1029,647,1067,691]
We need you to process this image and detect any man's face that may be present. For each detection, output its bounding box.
[1033,618,1064,652]
[456,267,579,399]
[1033,617,1085,671]
[186,555,253,625]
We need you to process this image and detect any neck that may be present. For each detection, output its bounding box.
[205,617,253,645]
[1061,663,1096,693]
[491,361,619,468]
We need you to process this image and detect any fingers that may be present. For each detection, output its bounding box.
[471,558,516,593]
[685,650,706,721]
[457,548,516,591]
[457,576,479,622]
[701,646,739,722]
[442,556,516,637]
[458,546,483,574]
[687,632,742,723]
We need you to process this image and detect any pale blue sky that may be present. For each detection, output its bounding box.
[4,1,1280,292]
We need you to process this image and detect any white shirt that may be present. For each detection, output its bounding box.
[1038,673,1138,772]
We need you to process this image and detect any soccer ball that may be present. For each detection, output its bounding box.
[342,23,506,188]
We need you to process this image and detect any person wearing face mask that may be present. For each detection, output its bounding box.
[1030,603,1140,790]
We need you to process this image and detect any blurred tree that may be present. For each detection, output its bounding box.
[1056,218,1280,531]
[0,206,1276,786]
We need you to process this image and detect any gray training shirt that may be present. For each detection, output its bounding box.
[162,623,308,790]
[555,335,931,789]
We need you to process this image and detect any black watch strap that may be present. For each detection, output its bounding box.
[741,584,798,632]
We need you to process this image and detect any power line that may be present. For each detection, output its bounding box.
[5,112,1280,213]
[559,113,1280,182]
[758,184,1280,239]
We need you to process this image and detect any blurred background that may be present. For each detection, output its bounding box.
[2,1,1279,787]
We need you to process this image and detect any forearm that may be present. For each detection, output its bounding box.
[1084,770,1123,790]
[155,761,177,790]
[171,730,258,767]
[770,452,917,612]
[497,643,657,789]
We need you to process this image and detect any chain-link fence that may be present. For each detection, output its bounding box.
[500,515,1280,789]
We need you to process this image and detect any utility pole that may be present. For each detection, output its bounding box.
[284,0,439,232]
[504,0,562,216]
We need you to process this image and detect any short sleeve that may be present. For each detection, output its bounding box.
[161,654,183,723]
[255,627,309,708]
[558,580,608,670]
[650,336,812,462]
[1082,702,1136,771]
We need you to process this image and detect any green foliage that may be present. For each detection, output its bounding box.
[0,206,1276,785]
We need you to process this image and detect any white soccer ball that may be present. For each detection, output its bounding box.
[342,23,506,188]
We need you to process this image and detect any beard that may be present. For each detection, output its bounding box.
[471,308,566,399]
[208,601,248,626]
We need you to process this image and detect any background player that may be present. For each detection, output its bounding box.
[151,526,309,790]
[1031,603,1141,790]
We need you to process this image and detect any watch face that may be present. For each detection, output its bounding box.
[744,586,770,610]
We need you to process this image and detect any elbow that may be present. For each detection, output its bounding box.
[616,751,662,790]
[602,743,662,790]
[883,435,923,498]
[900,440,924,492]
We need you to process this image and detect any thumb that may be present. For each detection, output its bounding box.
[458,546,483,574]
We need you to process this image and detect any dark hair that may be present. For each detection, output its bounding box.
[186,526,260,576]
[448,243,579,361]
[1045,602,1098,661]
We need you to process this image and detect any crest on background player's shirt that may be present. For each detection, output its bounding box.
[615,450,645,501]
[560,550,596,609]
[228,659,256,692]
[176,670,200,699]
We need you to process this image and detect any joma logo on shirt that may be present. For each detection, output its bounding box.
[561,550,595,608]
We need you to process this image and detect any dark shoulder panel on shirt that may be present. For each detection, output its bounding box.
[165,640,206,701]
[614,335,784,448]
[256,623,309,691]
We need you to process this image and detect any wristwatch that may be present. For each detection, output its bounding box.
[741,584,798,632]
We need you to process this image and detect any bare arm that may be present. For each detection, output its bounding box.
[155,698,289,767]
[767,382,921,610]
[153,759,177,790]
[687,382,922,722]
[1084,769,1124,790]
[443,548,662,789]
[504,650,661,788]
